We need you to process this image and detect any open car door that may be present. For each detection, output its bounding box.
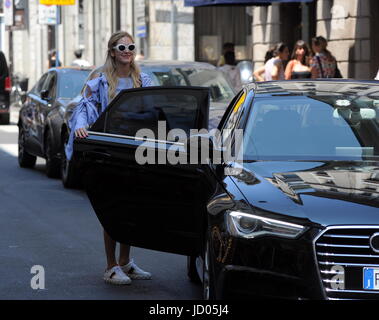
[74,86,211,256]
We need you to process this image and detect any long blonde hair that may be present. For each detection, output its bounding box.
[103,31,142,101]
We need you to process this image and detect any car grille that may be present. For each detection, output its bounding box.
[315,227,379,299]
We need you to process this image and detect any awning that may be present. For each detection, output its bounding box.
[185,0,313,6]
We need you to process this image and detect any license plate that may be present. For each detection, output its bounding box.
[363,268,379,290]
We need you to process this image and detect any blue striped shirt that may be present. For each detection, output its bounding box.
[65,72,152,160]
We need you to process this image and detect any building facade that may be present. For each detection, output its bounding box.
[0,0,377,89]
[252,0,379,79]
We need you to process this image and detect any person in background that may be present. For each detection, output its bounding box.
[218,51,242,92]
[253,43,289,81]
[284,40,311,79]
[310,36,337,78]
[252,48,275,82]
[217,42,235,67]
[48,50,62,68]
[71,49,91,67]
[66,31,152,285]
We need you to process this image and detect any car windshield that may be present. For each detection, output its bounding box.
[58,69,91,99]
[142,67,236,103]
[243,95,379,161]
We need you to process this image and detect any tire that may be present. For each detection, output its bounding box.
[187,256,201,284]
[45,129,61,178]
[18,127,36,168]
[61,130,81,189]
[0,113,10,125]
[203,231,216,300]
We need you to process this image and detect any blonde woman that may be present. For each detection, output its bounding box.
[66,31,152,285]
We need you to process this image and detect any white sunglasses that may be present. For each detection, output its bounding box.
[113,43,136,53]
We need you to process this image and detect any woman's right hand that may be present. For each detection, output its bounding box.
[74,127,88,138]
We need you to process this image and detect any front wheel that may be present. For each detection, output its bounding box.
[45,130,61,178]
[61,130,81,189]
[18,127,36,168]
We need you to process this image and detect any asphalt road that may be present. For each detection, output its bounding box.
[0,108,202,300]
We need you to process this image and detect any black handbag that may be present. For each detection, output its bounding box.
[334,64,343,78]
[316,55,343,78]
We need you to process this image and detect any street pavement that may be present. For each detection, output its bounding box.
[0,106,202,300]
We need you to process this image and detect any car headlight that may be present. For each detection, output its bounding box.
[226,211,306,239]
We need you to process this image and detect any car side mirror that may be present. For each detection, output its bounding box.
[40,90,51,101]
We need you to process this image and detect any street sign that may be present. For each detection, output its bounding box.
[39,0,75,5]
[4,0,14,26]
[38,4,60,25]
[135,0,146,38]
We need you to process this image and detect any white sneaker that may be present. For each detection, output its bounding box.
[121,259,152,280]
[103,265,132,285]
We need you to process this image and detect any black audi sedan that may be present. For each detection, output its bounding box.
[72,80,379,300]
[17,67,92,177]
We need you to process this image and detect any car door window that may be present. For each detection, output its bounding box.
[41,72,57,100]
[31,73,49,96]
[93,88,209,141]
[219,90,246,148]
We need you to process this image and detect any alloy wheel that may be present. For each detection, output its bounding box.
[18,127,36,168]
[61,133,69,180]
[18,128,24,160]
[45,130,60,178]
[60,130,80,188]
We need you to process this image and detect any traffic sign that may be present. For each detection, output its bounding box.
[39,0,75,5]
[4,0,14,26]
[135,0,147,38]
[39,5,60,25]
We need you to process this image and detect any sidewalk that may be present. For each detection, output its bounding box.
[10,105,20,126]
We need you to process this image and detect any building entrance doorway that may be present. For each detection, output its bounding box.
[194,6,252,65]
[280,2,316,55]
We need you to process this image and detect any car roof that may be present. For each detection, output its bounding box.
[250,80,379,98]
[48,66,95,73]
[138,60,217,70]
[85,61,217,77]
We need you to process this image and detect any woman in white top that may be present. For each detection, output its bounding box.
[253,43,290,81]
[218,51,242,91]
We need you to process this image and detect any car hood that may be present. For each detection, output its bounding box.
[228,161,379,226]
